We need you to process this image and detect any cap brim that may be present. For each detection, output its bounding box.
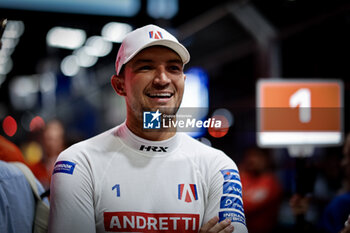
[123,39,190,66]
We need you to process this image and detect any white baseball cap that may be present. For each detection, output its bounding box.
[115,24,190,75]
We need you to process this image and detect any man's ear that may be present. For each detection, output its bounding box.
[111,74,126,96]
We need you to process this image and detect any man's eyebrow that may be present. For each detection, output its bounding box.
[133,59,153,65]
[130,59,153,69]
[167,59,183,64]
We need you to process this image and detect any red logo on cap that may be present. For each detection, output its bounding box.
[149,31,163,39]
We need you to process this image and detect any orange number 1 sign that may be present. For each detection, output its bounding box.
[257,79,343,147]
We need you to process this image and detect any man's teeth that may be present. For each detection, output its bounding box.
[148,93,172,98]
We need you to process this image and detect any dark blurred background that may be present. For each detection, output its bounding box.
[1,0,350,232]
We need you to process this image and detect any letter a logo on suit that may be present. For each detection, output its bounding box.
[149,31,163,39]
[178,184,198,203]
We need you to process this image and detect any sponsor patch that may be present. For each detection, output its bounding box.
[219,211,246,225]
[223,182,242,196]
[178,184,198,203]
[139,145,168,152]
[220,196,244,213]
[53,161,76,175]
[220,169,240,181]
[104,212,199,232]
[149,31,163,39]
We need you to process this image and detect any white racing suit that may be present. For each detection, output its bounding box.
[49,123,248,233]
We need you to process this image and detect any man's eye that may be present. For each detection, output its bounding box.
[139,66,152,70]
[169,66,181,71]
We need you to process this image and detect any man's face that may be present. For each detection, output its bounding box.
[119,46,186,121]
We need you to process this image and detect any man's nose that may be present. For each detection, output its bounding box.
[153,66,171,86]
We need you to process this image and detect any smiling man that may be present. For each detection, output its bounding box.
[48,25,248,233]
